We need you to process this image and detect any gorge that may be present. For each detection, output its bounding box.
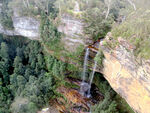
[0,0,150,113]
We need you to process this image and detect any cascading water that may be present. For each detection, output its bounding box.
[74,1,80,12]
[79,47,99,112]
[87,61,97,98]
[82,48,89,82]
[80,48,89,96]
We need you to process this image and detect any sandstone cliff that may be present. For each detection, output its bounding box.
[100,36,150,113]
[0,6,40,40]
[0,17,40,40]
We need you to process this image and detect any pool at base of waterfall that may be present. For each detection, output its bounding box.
[49,77,104,113]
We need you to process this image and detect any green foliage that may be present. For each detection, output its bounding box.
[11,97,38,113]
[64,81,80,89]
[92,91,119,113]
[9,0,58,17]
[83,8,113,41]
[115,95,135,113]
[93,73,134,113]
[112,9,150,59]
[55,0,75,13]
[94,48,105,67]
[0,35,57,112]
[0,0,14,30]
[40,12,62,53]
[0,42,10,85]
[64,44,84,67]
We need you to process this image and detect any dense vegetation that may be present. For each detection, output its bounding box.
[0,34,69,113]
[0,0,14,29]
[92,73,134,113]
[112,9,150,59]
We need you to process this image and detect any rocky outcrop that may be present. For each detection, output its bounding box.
[58,14,92,52]
[100,37,150,113]
[57,1,92,52]
[50,77,103,113]
[0,17,40,40]
[0,6,40,40]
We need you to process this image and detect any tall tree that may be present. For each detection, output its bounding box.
[0,42,9,59]
[105,0,112,19]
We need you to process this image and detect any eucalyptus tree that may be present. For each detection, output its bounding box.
[105,0,112,19]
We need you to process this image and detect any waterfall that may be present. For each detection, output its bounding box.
[80,48,89,95]
[74,1,80,12]
[79,47,98,113]
[82,48,89,82]
[87,61,97,98]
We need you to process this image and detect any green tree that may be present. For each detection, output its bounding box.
[27,102,38,113]
[24,68,33,80]
[37,53,45,69]
[52,59,59,77]
[0,42,10,85]
[13,56,25,75]
[0,0,14,29]
[16,75,27,95]
[9,73,18,95]
[40,12,61,51]
[0,42,9,59]
[83,8,113,41]
[92,88,119,113]
[16,47,24,59]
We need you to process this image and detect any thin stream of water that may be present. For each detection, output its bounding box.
[87,61,97,98]
[82,48,89,82]
[80,48,89,95]
[80,47,98,113]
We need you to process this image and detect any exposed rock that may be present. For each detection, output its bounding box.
[0,24,15,35]
[105,32,113,41]
[118,37,136,51]
[0,7,40,40]
[58,14,92,52]
[87,35,150,113]
[13,17,40,40]
[100,44,150,113]
[50,77,103,113]
[0,17,40,40]
[37,107,59,113]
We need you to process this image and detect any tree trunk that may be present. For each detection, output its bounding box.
[127,0,136,10]
[105,4,110,19]
[105,0,111,19]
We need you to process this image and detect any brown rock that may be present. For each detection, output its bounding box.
[101,46,150,113]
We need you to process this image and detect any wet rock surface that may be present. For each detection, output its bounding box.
[50,77,103,113]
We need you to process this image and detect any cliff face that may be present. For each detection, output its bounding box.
[0,17,40,40]
[58,14,92,52]
[101,43,150,113]
[57,13,150,112]
[0,6,40,40]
